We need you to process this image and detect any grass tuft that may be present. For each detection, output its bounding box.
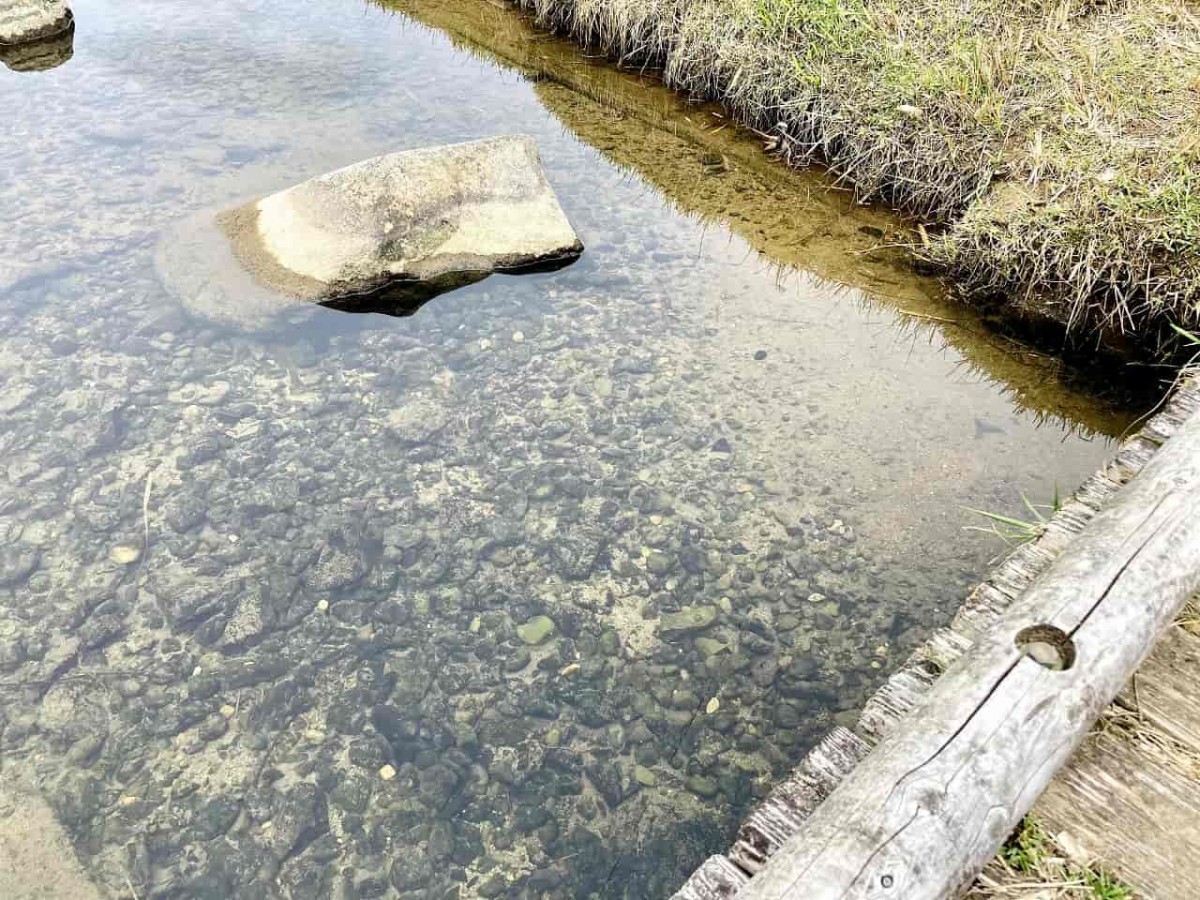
[967,488,1061,544]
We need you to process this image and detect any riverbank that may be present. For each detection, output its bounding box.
[380,0,1157,431]
[509,0,1200,357]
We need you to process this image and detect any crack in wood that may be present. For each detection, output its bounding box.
[841,806,922,897]
[1066,493,1174,640]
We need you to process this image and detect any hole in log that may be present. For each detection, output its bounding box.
[1015,625,1076,671]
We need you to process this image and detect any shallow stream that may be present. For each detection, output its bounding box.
[0,0,1149,897]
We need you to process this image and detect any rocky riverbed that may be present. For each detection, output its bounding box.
[1,248,973,898]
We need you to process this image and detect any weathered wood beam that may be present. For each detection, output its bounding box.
[1034,625,1200,899]
[738,408,1200,900]
[730,728,872,874]
[674,855,751,899]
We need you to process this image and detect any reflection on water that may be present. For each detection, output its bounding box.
[0,0,1147,897]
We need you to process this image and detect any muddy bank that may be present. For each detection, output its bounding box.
[472,0,1200,359]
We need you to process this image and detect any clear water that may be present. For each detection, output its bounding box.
[0,1,1137,897]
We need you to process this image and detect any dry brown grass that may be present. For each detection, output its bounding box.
[511,0,1200,353]
[1179,591,1200,637]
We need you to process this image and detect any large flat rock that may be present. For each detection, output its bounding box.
[0,18,71,71]
[222,135,583,312]
[0,0,72,46]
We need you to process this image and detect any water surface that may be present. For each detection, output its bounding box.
[0,1,1139,897]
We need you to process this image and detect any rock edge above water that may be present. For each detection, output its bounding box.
[0,0,73,46]
[222,135,583,315]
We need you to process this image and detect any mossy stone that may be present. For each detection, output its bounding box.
[646,551,671,575]
[694,637,727,657]
[517,615,557,645]
[660,605,718,634]
[633,766,657,787]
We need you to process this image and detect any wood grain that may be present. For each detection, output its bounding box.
[1034,626,1200,899]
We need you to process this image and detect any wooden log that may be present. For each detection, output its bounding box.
[730,728,871,873]
[856,663,941,745]
[671,855,750,900]
[737,408,1200,900]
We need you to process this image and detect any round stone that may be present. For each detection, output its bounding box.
[109,544,141,565]
[517,615,557,646]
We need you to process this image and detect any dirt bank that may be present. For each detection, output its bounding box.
[507,0,1200,357]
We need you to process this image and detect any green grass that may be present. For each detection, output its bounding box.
[999,816,1053,873]
[1171,323,1200,347]
[974,817,1134,899]
[512,0,1200,355]
[967,488,1061,544]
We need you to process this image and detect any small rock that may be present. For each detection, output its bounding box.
[504,647,532,672]
[386,399,449,446]
[109,544,141,565]
[477,875,507,898]
[694,638,727,658]
[686,776,719,798]
[0,548,39,587]
[633,766,657,787]
[660,605,718,635]
[378,764,397,781]
[517,615,556,645]
[645,551,672,575]
[306,541,365,591]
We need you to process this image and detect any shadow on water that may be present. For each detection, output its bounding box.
[379,0,1157,439]
[320,255,583,317]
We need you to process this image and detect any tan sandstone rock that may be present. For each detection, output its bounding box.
[159,136,583,327]
[222,134,582,314]
[0,0,72,46]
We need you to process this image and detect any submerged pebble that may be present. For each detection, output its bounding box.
[108,544,141,565]
[517,615,557,645]
[660,605,718,634]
